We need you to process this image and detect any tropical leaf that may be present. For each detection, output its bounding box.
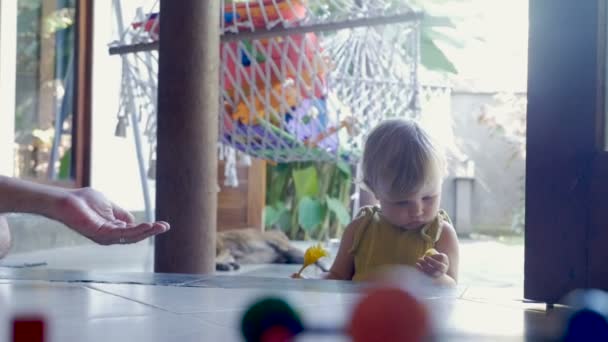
[424,27,465,49]
[293,166,319,202]
[422,15,457,29]
[298,197,325,231]
[421,31,458,74]
[264,202,289,227]
[336,160,352,178]
[326,196,350,225]
[267,164,290,205]
[264,206,280,227]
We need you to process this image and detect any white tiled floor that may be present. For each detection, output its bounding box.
[89,283,360,314]
[0,238,524,287]
[0,273,565,342]
[0,238,540,341]
[50,313,234,342]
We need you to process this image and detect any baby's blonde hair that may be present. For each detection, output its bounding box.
[362,119,446,199]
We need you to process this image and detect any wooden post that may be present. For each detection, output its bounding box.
[154,1,219,274]
[525,0,597,303]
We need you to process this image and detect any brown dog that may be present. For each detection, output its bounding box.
[216,228,328,272]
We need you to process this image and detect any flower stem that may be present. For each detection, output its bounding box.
[296,265,306,277]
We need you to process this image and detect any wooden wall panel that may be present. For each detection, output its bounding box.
[217,158,266,231]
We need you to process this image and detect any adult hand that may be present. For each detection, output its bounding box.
[54,188,169,245]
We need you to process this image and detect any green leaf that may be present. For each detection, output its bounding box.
[267,164,290,205]
[298,197,325,231]
[326,196,350,225]
[421,31,458,74]
[422,15,456,29]
[264,206,279,226]
[336,160,352,178]
[424,27,465,49]
[277,208,291,232]
[264,203,289,227]
[58,148,71,180]
[293,166,319,202]
[274,163,290,172]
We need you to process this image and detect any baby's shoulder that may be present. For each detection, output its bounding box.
[351,206,380,227]
[355,205,378,217]
[437,218,458,245]
[344,206,378,237]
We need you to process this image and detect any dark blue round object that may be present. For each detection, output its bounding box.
[563,308,608,341]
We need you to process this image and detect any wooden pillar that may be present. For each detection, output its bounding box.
[154,1,219,274]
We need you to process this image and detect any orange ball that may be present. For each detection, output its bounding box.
[348,286,430,342]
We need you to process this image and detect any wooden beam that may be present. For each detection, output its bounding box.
[247,159,266,230]
[154,1,219,274]
[73,0,93,187]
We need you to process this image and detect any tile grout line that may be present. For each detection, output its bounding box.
[84,284,178,314]
[83,284,252,315]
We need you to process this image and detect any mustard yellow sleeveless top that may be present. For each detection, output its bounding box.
[349,206,451,281]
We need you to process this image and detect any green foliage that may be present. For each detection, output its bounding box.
[293,166,319,201]
[17,3,75,69]
[326,196,350,225]
[412,0,485,74]
[298,196,325,231]
[307,0,476,75]
[265,162,352,240]
[43,8,75,37]
[421,31,458,74]
[58,147,72,180]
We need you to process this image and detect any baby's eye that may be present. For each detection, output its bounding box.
[422,196,436,201]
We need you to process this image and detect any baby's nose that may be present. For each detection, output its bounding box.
[409,201,424,217]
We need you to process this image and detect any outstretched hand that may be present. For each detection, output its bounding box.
[55,188,170,245]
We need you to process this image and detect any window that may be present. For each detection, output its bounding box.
[9,0,91,187]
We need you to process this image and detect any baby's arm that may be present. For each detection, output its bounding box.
[432,221,459,286]
[416,221,459,286]
[324,216,364,280]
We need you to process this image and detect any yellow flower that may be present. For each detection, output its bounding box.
[294,243,329,278]
[304,243,329,268]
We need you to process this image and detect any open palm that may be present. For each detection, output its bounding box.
[58,188,169,245]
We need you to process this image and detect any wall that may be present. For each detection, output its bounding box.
[446,92,526,235]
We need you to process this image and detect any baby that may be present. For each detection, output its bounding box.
[325,119,459,285]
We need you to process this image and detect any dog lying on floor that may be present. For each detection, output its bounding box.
[216,228,328,272]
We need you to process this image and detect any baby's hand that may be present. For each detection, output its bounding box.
[416,252,449,278]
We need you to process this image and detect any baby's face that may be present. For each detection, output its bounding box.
[376,179,442,230]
